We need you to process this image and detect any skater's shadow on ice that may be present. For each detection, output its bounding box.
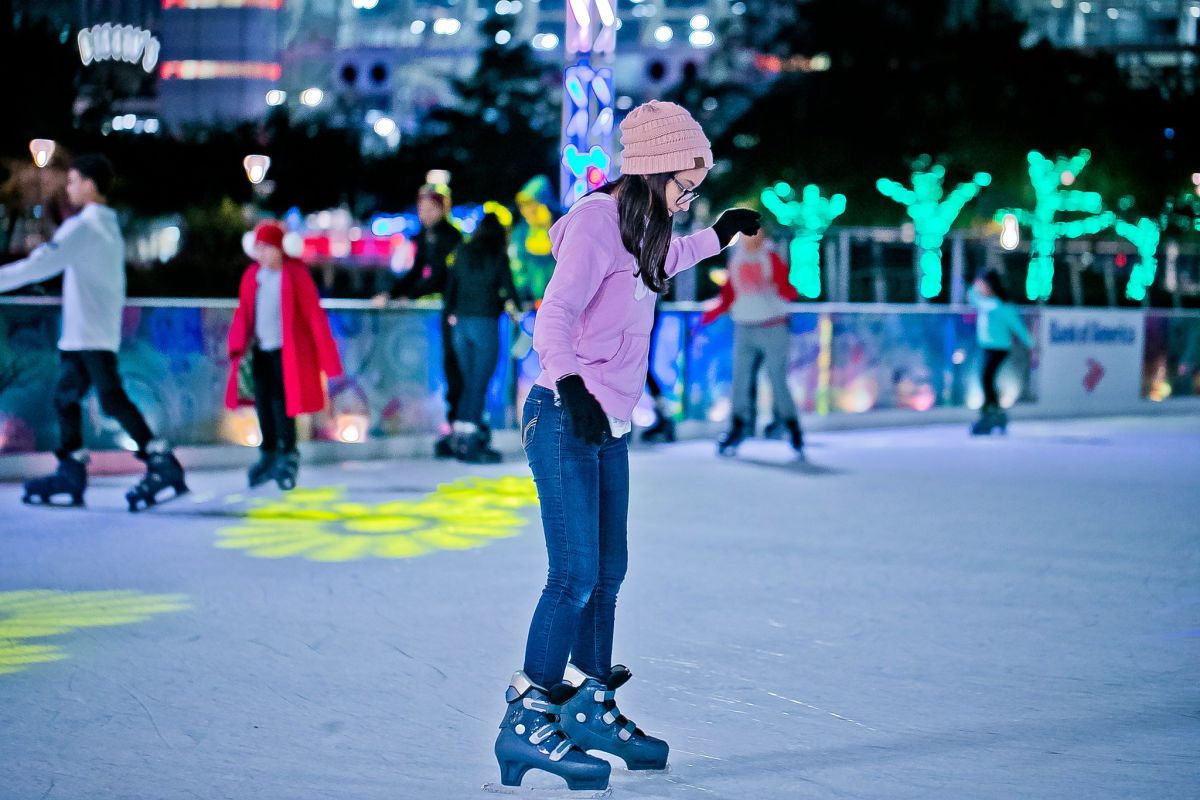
[727,456,844,476]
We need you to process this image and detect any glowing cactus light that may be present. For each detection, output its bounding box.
[999,149,1114,302]
[876,158,991,299]
[1113,216,1161,301]
[760,182,846,299]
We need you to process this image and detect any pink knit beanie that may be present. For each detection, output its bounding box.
[618,100,713,176]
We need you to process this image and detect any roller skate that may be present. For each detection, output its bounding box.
[560,663,669,771]
[273,450,299,491]
[493,670,611,791]
[970,404,1008,436]
[22,450,88,507]
[125,440,188,512]
[247,450,277,488]
[717,417,748,456]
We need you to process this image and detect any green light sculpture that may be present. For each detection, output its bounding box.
[760,182,846,299]
[876,157,991,298]
[998,149,1114,302]
[1112,217,1161,301]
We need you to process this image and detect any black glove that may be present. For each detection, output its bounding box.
[713,208,762,247]
[556,374,609,445]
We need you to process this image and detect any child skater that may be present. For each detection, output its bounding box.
[493,100,761,791]
[700,225,804,457]
[967,268,1033,435]
[226,221,343,489]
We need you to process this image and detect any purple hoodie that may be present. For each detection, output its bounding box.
[532,192,721,419]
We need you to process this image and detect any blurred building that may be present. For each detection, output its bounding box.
[1013,0,1199,92]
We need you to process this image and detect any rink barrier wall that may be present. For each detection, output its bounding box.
[0,298,1197,474]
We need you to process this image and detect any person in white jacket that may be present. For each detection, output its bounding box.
[0,154,186,509]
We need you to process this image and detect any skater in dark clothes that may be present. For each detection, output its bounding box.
[967,269,1033,435]
[640,301,677,443]
[226,221,343,490]
[373,182,464,457]
[494,100,761,791]
[443,212,519,463]
[0,154,186,509]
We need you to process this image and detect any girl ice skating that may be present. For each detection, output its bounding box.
[494,100,761,790]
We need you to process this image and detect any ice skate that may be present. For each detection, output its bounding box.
[762,419,786,440]
[458,426,503,464]
[717,417,748,456]
[559,664,669,771]
[247,451,277,488]
[273,450,299,491]
[784,419,805,459]
[491,671,611,793]
[22,451,88,507]
[125,441,188,512]
[639,416,676,444]
[970,405,1007,436]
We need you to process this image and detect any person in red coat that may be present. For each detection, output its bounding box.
[225,221,343,489]
[699,227,804,456]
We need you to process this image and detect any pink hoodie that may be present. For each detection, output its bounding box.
[532,192,722,419]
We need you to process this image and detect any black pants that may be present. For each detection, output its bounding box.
[981,348,1009,408]
[252,348,296,454]
[54,350,154,457]
[441,314,463,423]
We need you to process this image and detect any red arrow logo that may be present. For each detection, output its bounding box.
[1083,358,1105,392]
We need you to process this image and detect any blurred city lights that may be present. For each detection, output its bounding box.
[410,20,426,34]
[243,154,271,185]
[373,116,397,137]
[1000,213,1020,250]
[300,88,324,106]
[1106,7,1119,19]
[265,89,286,106]
[731,1,746,14]
[432,18,462,35]
[426,169,451,186]
[495,30,512,45]
[689,14,709,29]
[654,25,673,43]
[351,0,378,8]
[29,139,55,168]
[532,32,559,49]
[689,30,716,47]
[1079,1,1092,12]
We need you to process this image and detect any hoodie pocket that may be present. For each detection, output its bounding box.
[599,332,651,399]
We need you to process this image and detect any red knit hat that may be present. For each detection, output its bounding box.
[619,100,712,176]
[254,220,285,250]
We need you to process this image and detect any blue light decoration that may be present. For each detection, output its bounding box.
[998,149,1114,302]
[760,182,846,299]
[876,156,991,299]
[560,0,617,210]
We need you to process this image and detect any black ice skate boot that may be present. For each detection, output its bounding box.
[126,440,188,512]
[970,404,1006,436]
[784,419,805,457]
[458,425,502,464]
[494,671,611,791]
[762,419,786,440]
[273,450,299,491]
[434,431,455,459]
[640,416,676,444]
[717,417,749,456]
[23,450,88,506]
[247,450,277,488]
[560,663,669,771]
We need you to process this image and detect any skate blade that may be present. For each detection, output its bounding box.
[482,784,611,799]
[21,495,84,508]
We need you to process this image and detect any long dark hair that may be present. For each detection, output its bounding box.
[981,269,1010,302]
[598,173,673,294]
[461,212,507,268]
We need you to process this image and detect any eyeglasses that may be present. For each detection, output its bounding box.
[670,176,699,206]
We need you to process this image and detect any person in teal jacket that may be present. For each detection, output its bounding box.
[968,269,1034,433]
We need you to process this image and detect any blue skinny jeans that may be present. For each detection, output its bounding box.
[520,384,629,688]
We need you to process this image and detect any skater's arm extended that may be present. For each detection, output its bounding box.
[700,280,735,326]
[1004,304,1034,348]
[770,251,800,302]
[0,214,88,293]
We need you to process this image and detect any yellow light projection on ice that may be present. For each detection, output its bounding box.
[0,590,189,675]
[215,475,539,562]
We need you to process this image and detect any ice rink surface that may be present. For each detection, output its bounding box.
[2,415,1198,800]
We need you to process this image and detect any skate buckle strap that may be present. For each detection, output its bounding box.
[529,723,557,745]
[523,696,552,713]
[548,738,573,762]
